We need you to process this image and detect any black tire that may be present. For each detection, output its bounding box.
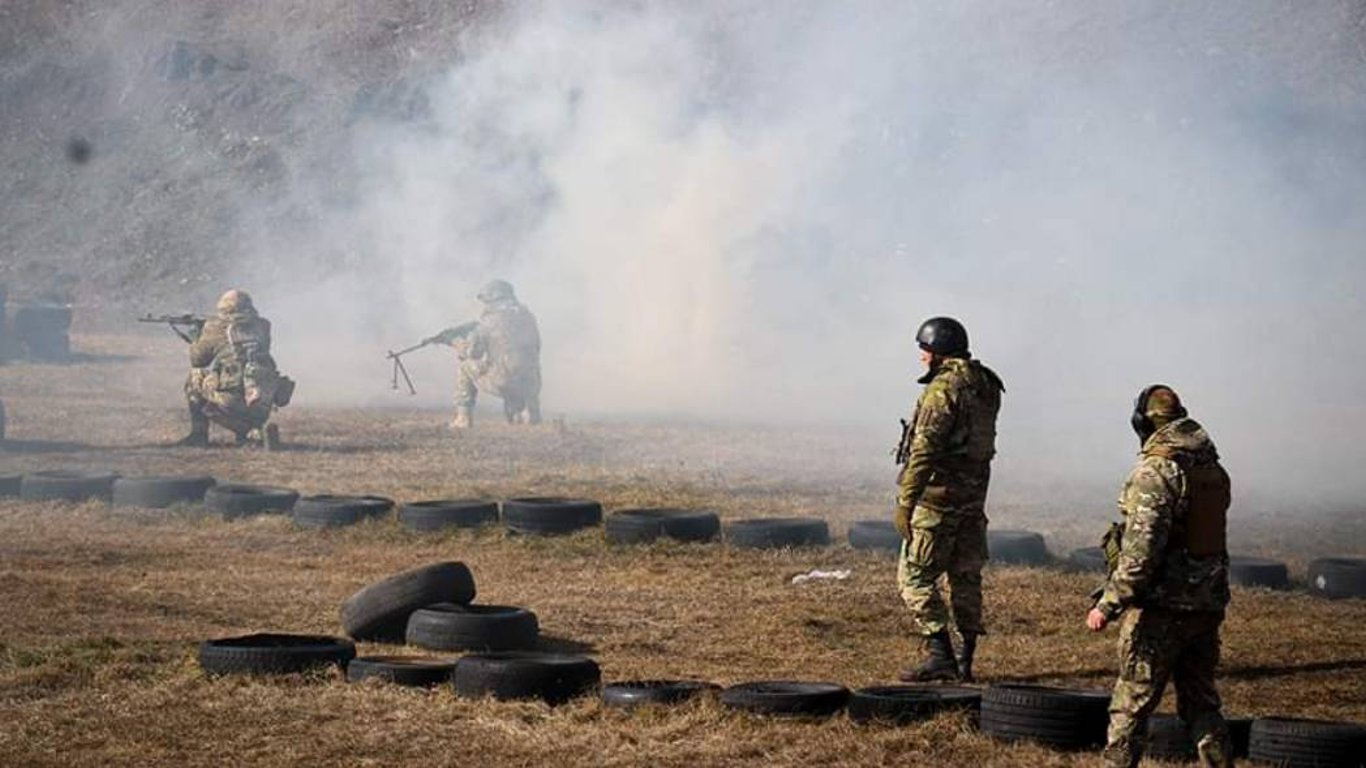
[1228,556,1290,590]
[1146,713,1196,760]
[203,484,299,520]
[726,518,831,550]
[398,499,500,532]
[503,497,603,536]
[987,530,1050,566]
[452,652,601,706]
[720,681,850,718]
[1146,715,1254,761]
[604,509,721,544]
[1249,717,1366,767]
[111,475,216,509]
[0,474,22,497]
[340,561,476,642]
[19,470,119,502]
[293,494,395,529]
[198,633,355,676]
[405,603,539,651]
[602,680,719,709]
[848,685,981,726]
[346,655,457,687]
[1067,546,1107,573]
[980,684,1110,749]
[1307,557,1366,600]
[848,520,903,553]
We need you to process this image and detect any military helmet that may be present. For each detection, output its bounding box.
[1131,384,1188,442]
[216,289,254,315]
[477,279,516,303]
[915,316,969,357]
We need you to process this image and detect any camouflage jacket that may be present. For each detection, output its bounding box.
[1096,418,1231,618]
[188,309,277,391]
[896,357,1004,515]
[467,300,540,388]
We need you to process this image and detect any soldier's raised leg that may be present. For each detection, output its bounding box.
[1104,610,1175,768]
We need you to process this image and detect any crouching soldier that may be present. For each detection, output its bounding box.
[179,289,294,448]
[430,279,541,430]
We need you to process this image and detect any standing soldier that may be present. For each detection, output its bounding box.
[179,289,293,448]
[1087,386,1233,768]
[429,279,541,430]
[893,316,1004,683]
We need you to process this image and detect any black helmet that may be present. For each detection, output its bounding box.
[915,317,969,357]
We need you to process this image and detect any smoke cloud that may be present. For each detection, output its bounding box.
[7,1,1366,509]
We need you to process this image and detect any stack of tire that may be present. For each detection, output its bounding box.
[13,302,72,361]
[337,562,598,705]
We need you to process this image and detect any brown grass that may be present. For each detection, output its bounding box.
[1,334,1364,767]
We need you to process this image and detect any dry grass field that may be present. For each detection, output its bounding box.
[1,333,1364,767]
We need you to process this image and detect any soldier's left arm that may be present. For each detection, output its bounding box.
[1095,458,1181,619]
[896,384,956,515]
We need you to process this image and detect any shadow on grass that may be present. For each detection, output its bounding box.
[998,658,1366,685]
[537,634,598,655]
[0,438,99,454]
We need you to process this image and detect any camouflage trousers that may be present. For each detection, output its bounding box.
[186,369,272,435]
[896,507,987,637]
[455,360,541,423]
[1104,608,1231,768]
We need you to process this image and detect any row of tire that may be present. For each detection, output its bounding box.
[199,638,1365,766]
[198,560,1365,766]
[5,470,1365,598]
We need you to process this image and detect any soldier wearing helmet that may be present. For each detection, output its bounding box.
[1088,385,1233,768]
[429,280,541,430]
[892,316,1004,683]
[179,289,293,448]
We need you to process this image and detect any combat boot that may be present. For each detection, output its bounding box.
[1195,732,1233,768]
[957,633,979,683]
[451,406,473,431]
[898,630,960,683]
[263,423,281,452]
[175,406,210,447]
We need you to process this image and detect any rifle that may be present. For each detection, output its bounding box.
[385,321,479,395]
[893,417,913,465]
[139,313,207,344]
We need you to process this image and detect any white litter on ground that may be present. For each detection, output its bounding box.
[790,569,851,585]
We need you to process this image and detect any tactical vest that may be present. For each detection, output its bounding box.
[1151,445,1230,557]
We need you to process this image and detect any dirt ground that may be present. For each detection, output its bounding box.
[1,334,1364,767]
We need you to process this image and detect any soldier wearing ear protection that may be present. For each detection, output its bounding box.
[1091,385,1233,768]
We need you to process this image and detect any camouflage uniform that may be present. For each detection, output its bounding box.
[452,296,541,425]
[185,296,284,440]
[896,357,1004,638]
[1096,417,1232,768]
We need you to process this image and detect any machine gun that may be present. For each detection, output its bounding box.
[139,313,207,343]
[385,321,478,395]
